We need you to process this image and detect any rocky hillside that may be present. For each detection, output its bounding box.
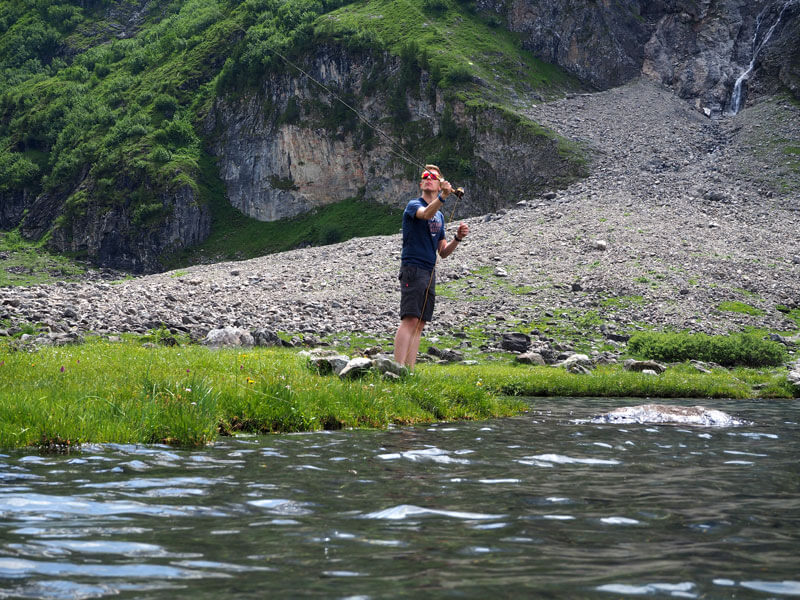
[3,80,798,351]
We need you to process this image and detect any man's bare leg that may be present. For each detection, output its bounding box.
[394,316,425,368]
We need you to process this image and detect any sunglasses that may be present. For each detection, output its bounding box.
[421,171,439,180]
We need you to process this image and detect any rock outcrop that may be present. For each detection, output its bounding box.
[205,45,586,222]
[479,0,800,113]
[44,182,210,273]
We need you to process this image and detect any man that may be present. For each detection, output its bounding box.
[393,164,469,368]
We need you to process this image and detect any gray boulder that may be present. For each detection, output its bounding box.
[252,327,282,347]
[427,346,464,363]
[558,353,593,373]
[501,332,531,353]
[788,361,800,391]
[203,326,254,348]
[516,352,546,366]
[307,350,351,376]
[338,357,374,380]
[623,359,667,374]
[372,354,408,378]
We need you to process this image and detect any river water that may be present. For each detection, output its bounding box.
[1,398,798,599]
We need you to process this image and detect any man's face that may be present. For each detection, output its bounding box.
[420,169,441,193]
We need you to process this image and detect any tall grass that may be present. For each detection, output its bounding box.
[2,339,793,450]
[0,340,523,449]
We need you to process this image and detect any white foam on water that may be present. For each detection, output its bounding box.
[363,504,504,521]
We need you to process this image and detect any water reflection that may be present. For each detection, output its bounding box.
[0,398,798,599]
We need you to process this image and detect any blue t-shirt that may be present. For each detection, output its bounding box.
[401,197,445,271]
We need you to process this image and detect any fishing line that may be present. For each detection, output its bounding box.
[268,46,427,172]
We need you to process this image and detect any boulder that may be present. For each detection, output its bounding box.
[788,361,800,391]
[307,350,351,376]
[252,327,283,347]
[500,332,531,353]
[516,352,546,366]
[338,357,374,380]
[203,327,254,348]
[558,353,593,371]
[427,346,464,363]
[623,359,667,374]
[372,354,408,378]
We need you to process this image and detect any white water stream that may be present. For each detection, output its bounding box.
[729,0,797,114]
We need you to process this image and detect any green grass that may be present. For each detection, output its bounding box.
[0,339,524,449]
[718,301,765,316]
[315,0,581,106]
[3,337,794,450]
[0,230,87,286]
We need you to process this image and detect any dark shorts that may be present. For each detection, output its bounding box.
[399,264,436,322]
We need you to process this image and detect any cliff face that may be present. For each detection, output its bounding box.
[41,180,210,273]
[478,0,800,113]
[206,46,586,222]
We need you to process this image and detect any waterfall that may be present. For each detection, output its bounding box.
[728,0,797,115]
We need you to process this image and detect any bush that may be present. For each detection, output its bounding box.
[153,93,179,118]
[442,63,473,86]
[628,331,787,368]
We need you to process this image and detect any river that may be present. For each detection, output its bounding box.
[1,398,798,599]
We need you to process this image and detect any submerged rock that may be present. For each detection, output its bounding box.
[587,404,747,427]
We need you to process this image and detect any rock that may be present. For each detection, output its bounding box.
[623,359,667,374]
[427,346,464,363]
[516,352,545,366]
[690,360,712,374]
[593,239,607,251]
[252,328,282,347]
[558,353,593,371]
[338,357,373,379]
[372,354,408,377]
[787,361,800,390]
[307,350,351,376]
[203,327,254,348]
[769,333,795,347]
[587,404,747,427]
[500,332,531,353]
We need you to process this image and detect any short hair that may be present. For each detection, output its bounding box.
[423,164,442,178]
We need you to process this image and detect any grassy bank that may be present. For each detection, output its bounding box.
[1,338,795,450]
[0,339,524,449]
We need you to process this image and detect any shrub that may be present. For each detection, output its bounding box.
[153,93,179,118]
[422,0,449,12]
[627,331,787,368]
[442,63,473,86]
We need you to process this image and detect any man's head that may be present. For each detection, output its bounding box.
[420,164,442,193]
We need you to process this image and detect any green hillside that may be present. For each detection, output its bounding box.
[0,0,582,269]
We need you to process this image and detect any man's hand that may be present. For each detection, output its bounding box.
[440,179,453,198]
[456,222,469,240]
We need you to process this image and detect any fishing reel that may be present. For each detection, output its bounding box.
[452,187,465,199]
